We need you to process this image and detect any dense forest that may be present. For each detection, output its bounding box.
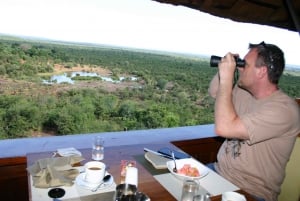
[0,37,299,139]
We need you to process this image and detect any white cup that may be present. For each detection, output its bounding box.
[222,192,247,201]
[84,161,106,183]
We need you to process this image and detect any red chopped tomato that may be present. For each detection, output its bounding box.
[178,164,200,177]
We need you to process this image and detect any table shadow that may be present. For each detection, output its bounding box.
[64,191,115,201]
[133,154,169,176]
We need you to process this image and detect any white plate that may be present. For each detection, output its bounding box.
[75,172,114,190]
[166,158,209,180]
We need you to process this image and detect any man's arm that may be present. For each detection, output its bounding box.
[208,72,219,99]
[214,53,249,140]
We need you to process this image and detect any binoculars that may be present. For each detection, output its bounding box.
[210,55,245,68]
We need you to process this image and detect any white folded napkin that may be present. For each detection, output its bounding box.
[27,155,84,188]
[57,147,82,157]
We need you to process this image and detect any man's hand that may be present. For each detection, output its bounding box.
[218,53,238,85]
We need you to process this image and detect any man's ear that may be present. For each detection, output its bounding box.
[256,66,268,79]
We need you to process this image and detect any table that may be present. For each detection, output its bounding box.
[27,143,178,201]
[27,143,256,201]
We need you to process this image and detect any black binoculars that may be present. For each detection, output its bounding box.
[210,55,245,68]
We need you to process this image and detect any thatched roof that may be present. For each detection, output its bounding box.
[153,0,300,33]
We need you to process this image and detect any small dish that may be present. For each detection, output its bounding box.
[222,191,247,201]
[75,172,113,190]
[166,158,209,180]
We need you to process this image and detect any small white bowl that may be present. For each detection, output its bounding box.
[166,158,209,180]
[222,192,247,201]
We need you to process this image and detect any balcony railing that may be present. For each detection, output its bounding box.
[0,124,216,158]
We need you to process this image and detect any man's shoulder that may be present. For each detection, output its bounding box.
[272,90,299,107]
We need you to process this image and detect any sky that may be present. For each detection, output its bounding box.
[1,0,300,66]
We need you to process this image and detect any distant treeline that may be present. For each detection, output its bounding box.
[0,38,299,139]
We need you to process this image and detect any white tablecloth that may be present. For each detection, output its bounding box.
[30,167,116,201]
[154,167,239,200]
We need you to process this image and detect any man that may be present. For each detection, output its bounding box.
[208,42,300,201]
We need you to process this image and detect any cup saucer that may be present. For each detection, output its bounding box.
[75,172,113,190]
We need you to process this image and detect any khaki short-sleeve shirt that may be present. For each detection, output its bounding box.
[216,87,300,201]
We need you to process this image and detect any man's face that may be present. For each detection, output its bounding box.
[237,48,258,90]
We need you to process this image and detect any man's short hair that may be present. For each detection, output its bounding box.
[249,41,285,84]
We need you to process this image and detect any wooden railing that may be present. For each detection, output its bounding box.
[0,124,217,201]
[172,136,224,164]
[0,156,28,201]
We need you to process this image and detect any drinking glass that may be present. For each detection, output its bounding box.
[92,136,104,160]
[193,194,211,201]
[180,179,199,201]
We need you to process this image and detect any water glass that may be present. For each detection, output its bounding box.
[180,179,199,201]
[193,194,211,201]
[92,136,104,160]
